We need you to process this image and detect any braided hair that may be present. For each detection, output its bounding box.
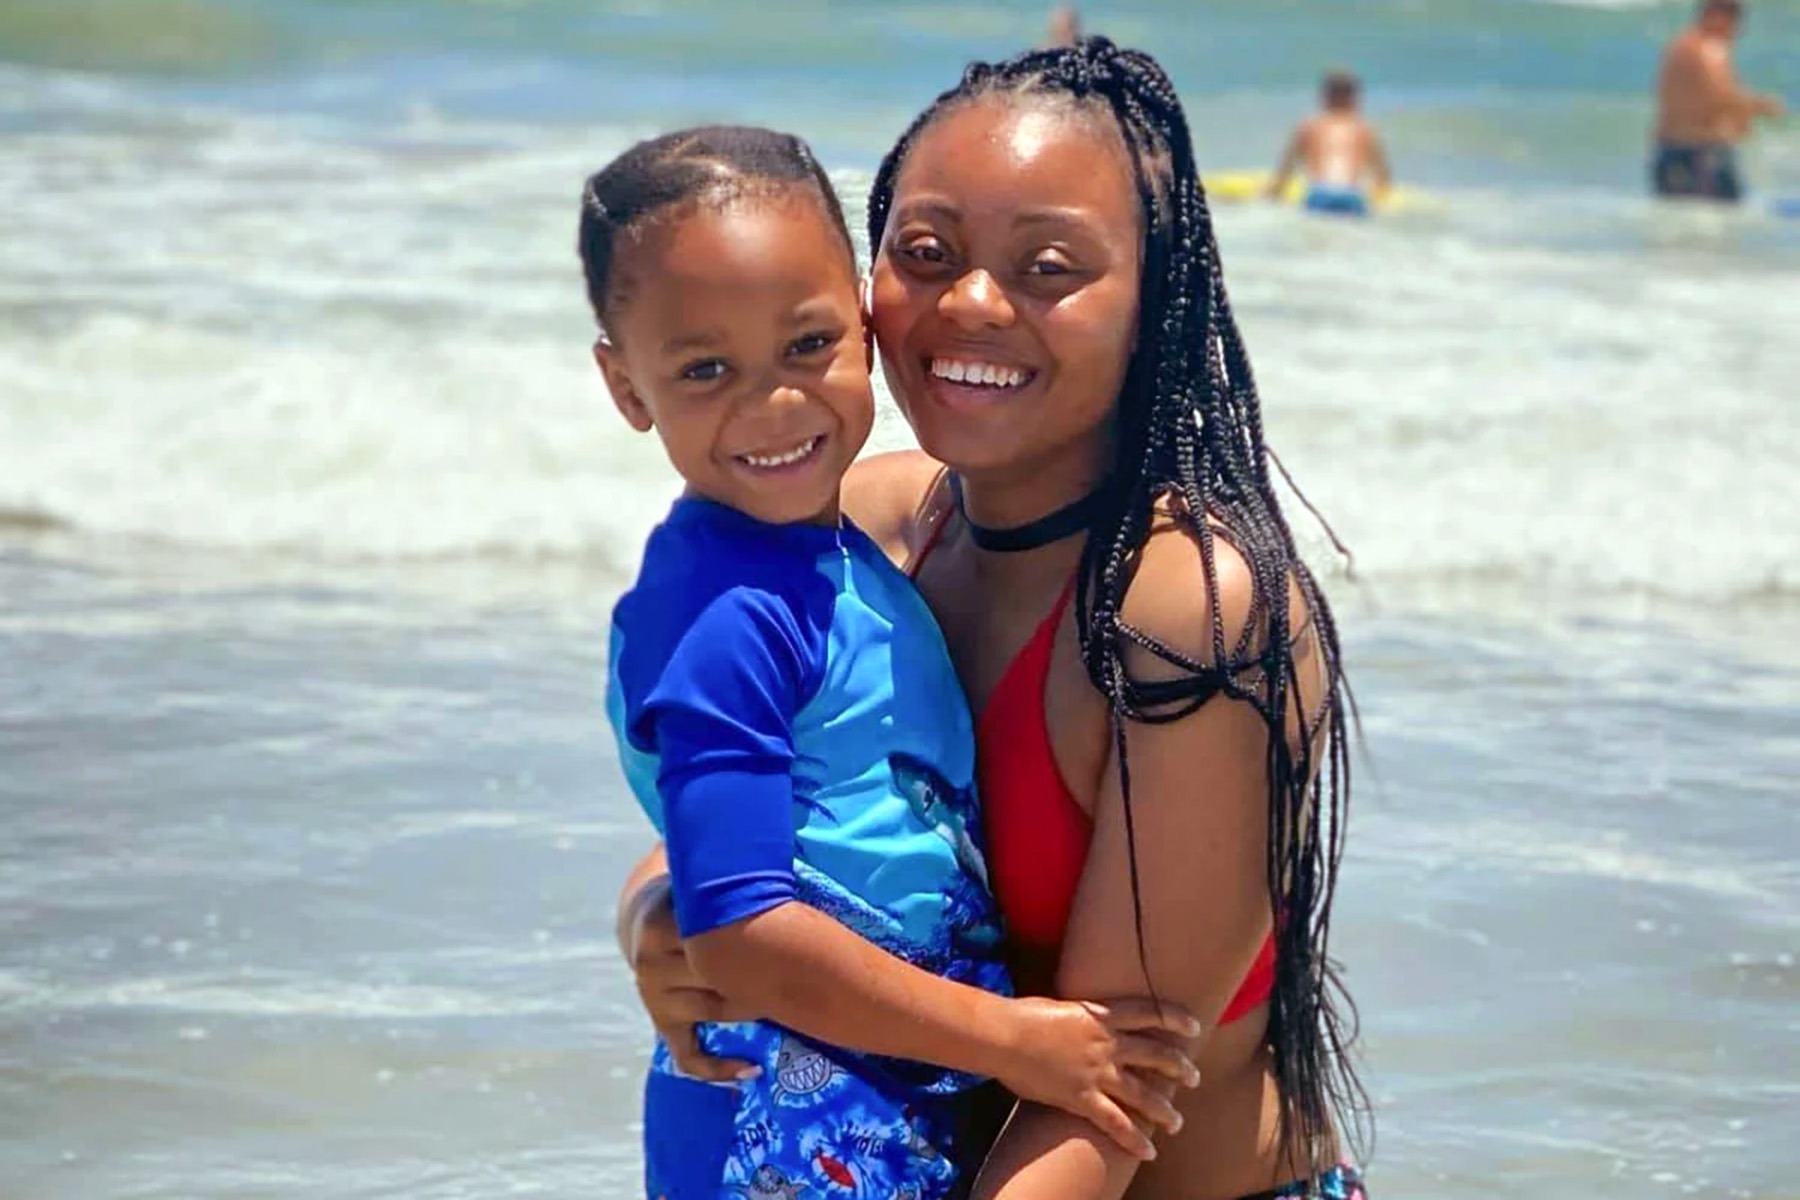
[869,38,1369,1178]
[578,124,852,331]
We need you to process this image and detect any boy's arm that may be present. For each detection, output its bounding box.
[1266,125,1305,199]
[1367,127,1394,195]
[687,901,1195,1161]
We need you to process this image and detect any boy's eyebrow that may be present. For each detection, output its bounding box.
[661,330,724,354]
[786,298,847,325]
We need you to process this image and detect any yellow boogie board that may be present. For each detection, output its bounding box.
[1204,170,1443,214]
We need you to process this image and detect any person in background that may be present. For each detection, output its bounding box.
[1045,5,1082,48]
[1267,70,1393,217]
[1652,0,1785,203]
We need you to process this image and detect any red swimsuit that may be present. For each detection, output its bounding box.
[912,509,1274,1024]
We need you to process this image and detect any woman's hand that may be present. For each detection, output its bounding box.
[622,875,761,1082]
[992,996,1202,1161]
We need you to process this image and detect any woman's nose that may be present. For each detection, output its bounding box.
[938,268,1016,330]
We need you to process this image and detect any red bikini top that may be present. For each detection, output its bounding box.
[911,503,1274,1025]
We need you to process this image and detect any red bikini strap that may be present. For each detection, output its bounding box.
[906,470,956,579]
[1019,572,1079,663]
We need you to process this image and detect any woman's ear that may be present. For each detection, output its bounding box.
[593,338,654,433]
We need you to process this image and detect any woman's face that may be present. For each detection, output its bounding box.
[869,97,1144,482]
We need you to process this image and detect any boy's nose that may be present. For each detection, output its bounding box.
[765,383,811,410]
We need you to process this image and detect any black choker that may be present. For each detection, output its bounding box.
[949,474,1108,553]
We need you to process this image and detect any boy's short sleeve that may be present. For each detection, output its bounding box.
[633,587,817,938]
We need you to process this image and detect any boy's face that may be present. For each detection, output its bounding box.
[595,192,873,527]
[1702,1,1744,37]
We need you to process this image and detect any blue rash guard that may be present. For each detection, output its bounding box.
[606,496,1010,1200]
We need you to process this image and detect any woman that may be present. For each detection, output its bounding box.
[616,37,1368,1200]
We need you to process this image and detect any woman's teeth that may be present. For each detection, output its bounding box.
[929,358,1030,388]
[739,436,823,469]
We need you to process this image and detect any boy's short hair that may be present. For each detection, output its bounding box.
[577,126,852,331]
[1702,0,1744,18]
[1322,69,1360,108]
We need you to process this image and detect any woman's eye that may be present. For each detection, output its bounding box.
[680,359,728,383]
[789,331,838,357]
[900,239,949,264]
[1027,255,1073,277]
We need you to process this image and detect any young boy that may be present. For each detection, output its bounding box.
[1268,70,1394,217]
[580,125,1197,1199]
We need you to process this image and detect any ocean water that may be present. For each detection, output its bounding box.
[2,1,1797,1196]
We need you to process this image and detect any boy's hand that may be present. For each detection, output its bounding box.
[624,880,761,1082]
[994,996,1203,1160]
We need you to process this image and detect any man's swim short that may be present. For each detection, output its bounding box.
[1651,142,1742,203]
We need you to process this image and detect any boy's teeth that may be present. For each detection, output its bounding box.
[740,436,821,468]
[930,358,1028,388]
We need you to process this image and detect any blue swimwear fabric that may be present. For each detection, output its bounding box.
[1652,142,1742,203]
[1303,185,1370,217]
[607,496,1010,1200]
[1241,1163,1368,1200]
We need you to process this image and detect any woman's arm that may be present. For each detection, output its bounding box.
[616,844,669,962]
[972,523,1323,1200]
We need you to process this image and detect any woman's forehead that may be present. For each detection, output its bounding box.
[893,99,1138,228]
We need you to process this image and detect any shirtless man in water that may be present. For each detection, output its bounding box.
[1268,70,1392,217]
[1653,0,1785,202]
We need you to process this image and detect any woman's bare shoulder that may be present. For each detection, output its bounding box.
[1119,508,1329,741]
[1117,509,1260,678]
[843,450,945,566]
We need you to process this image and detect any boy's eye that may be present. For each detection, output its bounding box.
[788,330,838,357]
[680,358,729,383]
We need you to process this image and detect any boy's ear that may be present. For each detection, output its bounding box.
[593,338,654,433]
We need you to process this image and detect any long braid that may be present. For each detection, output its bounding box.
[869,37,1370,1182]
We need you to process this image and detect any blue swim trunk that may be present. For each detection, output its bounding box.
[1242,1162,1368,1200]
[1303,186,1370,218]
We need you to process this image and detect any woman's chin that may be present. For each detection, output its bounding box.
[909,421,1017,475]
